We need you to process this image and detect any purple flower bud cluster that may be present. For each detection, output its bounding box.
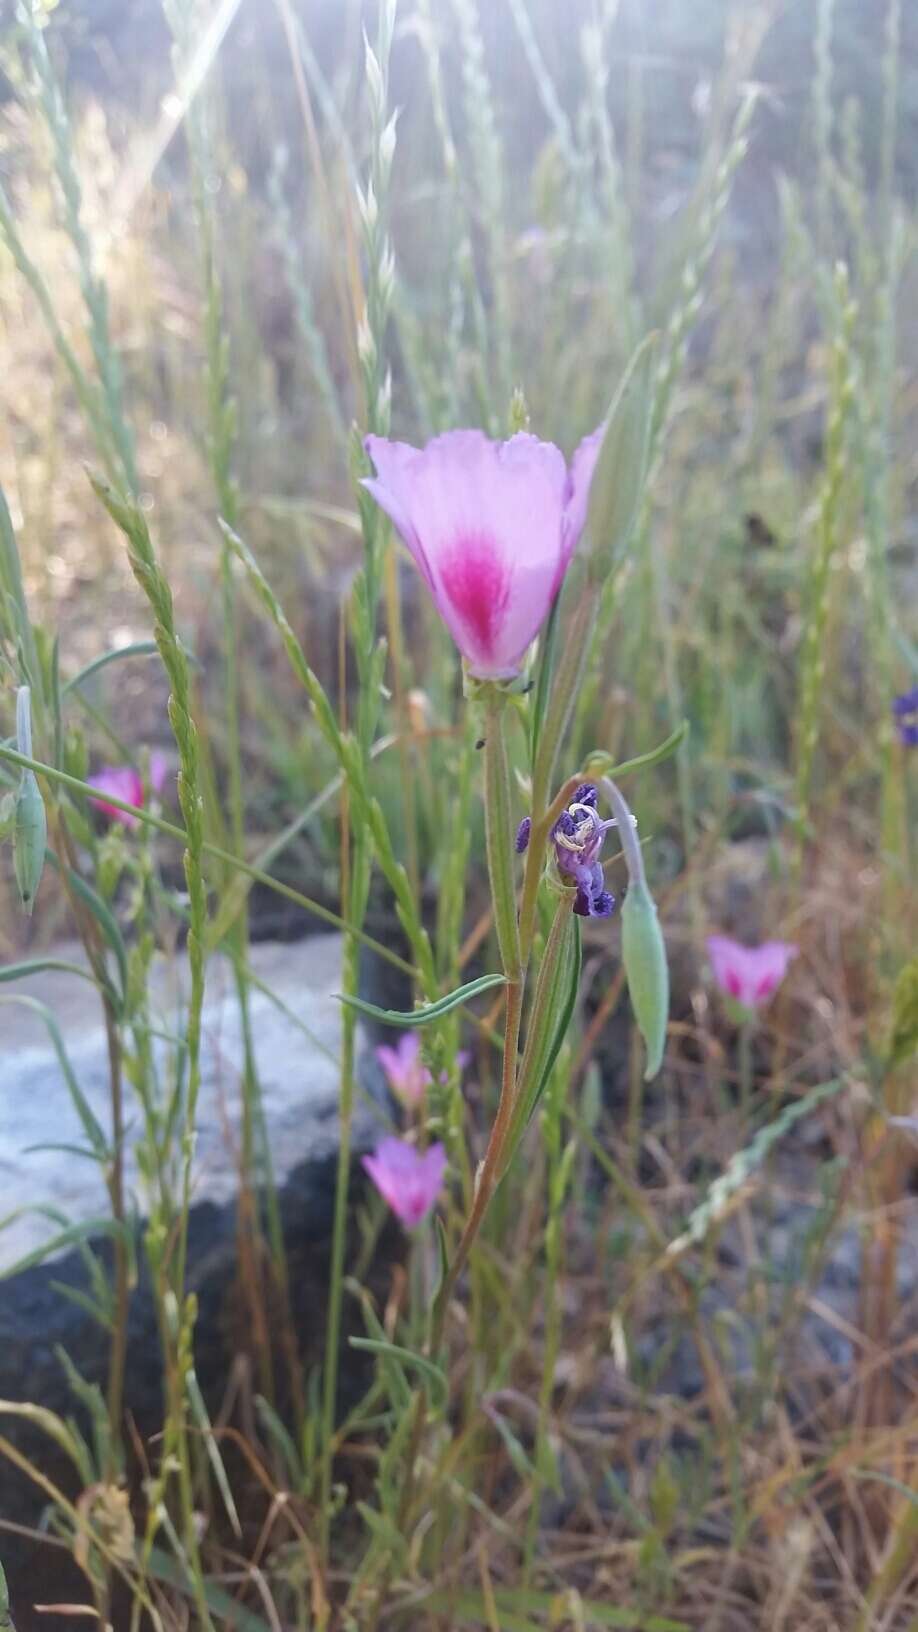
[893,687,918,748]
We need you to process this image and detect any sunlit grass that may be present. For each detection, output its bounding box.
[0,0,916,1628]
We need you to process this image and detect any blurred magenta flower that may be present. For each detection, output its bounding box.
[362,1136,446,1228]
[893,686,918,747]
[375,1033,470,1105]
[707,935,797,1012]
[375,1033,430,1106]
[363,428,601,679]
[88,753,169,829]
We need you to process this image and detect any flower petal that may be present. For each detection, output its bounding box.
[365,430,569,677]
[563,424,604,561]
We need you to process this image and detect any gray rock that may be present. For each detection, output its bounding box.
[0,934,404,1612]
[1,935,384,1269]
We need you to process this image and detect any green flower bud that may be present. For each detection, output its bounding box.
[601,775,669,1080]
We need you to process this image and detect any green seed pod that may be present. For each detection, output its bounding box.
[621,876,669,1080]
[12,686,46,917]
[0,792,15,842]
[13,770,47,917]
[601,774,669,1080]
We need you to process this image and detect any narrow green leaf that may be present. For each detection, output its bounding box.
[186,1367,242,1539]
[349,1337,448,1409]
[65,867,128,1004]
[0,958,99,987]
[585,720,689,782]
[62,641,159,695]
[502,903,581,1176]
[0,1216,131,1280]
[145,1548,274,1632]
[0,994,110,1160]
[337,971,506,1027]
[584,332,657,581]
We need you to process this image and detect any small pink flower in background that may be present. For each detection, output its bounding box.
[88,753,170,829]
[362,1137,446,1228]
[149,751,170,797]
[363,428,602,679]
[707,935,798,1013]
[376,1033,431,1106]
[376,1034,470,1106]
[88,765,146,829]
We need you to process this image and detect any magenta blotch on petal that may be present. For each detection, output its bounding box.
[361,1137,447,1228]
[706,935,798,1013]
[363,426,601,679]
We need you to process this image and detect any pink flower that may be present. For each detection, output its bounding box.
[706,935,798,1013]
[363,428,602,679]
[376,1035,471,1106]
[88,765,146,829]
[375,1033,431,1106]
[88,753,170,829]
[362,1137,447,1228]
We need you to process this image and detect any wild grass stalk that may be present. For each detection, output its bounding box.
[88,475,214,1630]
[319,0,400,1564]
[450,0,511,423]
[14,0,138,493]
[795,263,857,852]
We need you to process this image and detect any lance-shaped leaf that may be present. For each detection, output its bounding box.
[501,900,581,1177]
[337,971,506,1027]
[584,333,657,582]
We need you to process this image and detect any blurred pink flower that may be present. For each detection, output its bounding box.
[363,428,601,679]
[88,765,145,828]
[706,935,797,1012]
[362,1137,446,1228]
[375,1034,470,1106]
[88,754,170,829]
[376,1033,430,1106]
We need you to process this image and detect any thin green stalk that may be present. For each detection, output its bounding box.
[319,0,400,1568]
[522,1048,573,1582]
[795,264,857,853]
[87,477,214,1631]
[15,0,138,492]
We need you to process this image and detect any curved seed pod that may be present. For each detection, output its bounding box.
[13,770,47,917]
[601,775,669,1080]
[12,688,46,916]
[621,877,669,1080]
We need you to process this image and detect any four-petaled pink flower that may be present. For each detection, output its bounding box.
[707,935,798,1013]
[88,752,169,830]
[362,427,602,679]
[362,1136,446,1228]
